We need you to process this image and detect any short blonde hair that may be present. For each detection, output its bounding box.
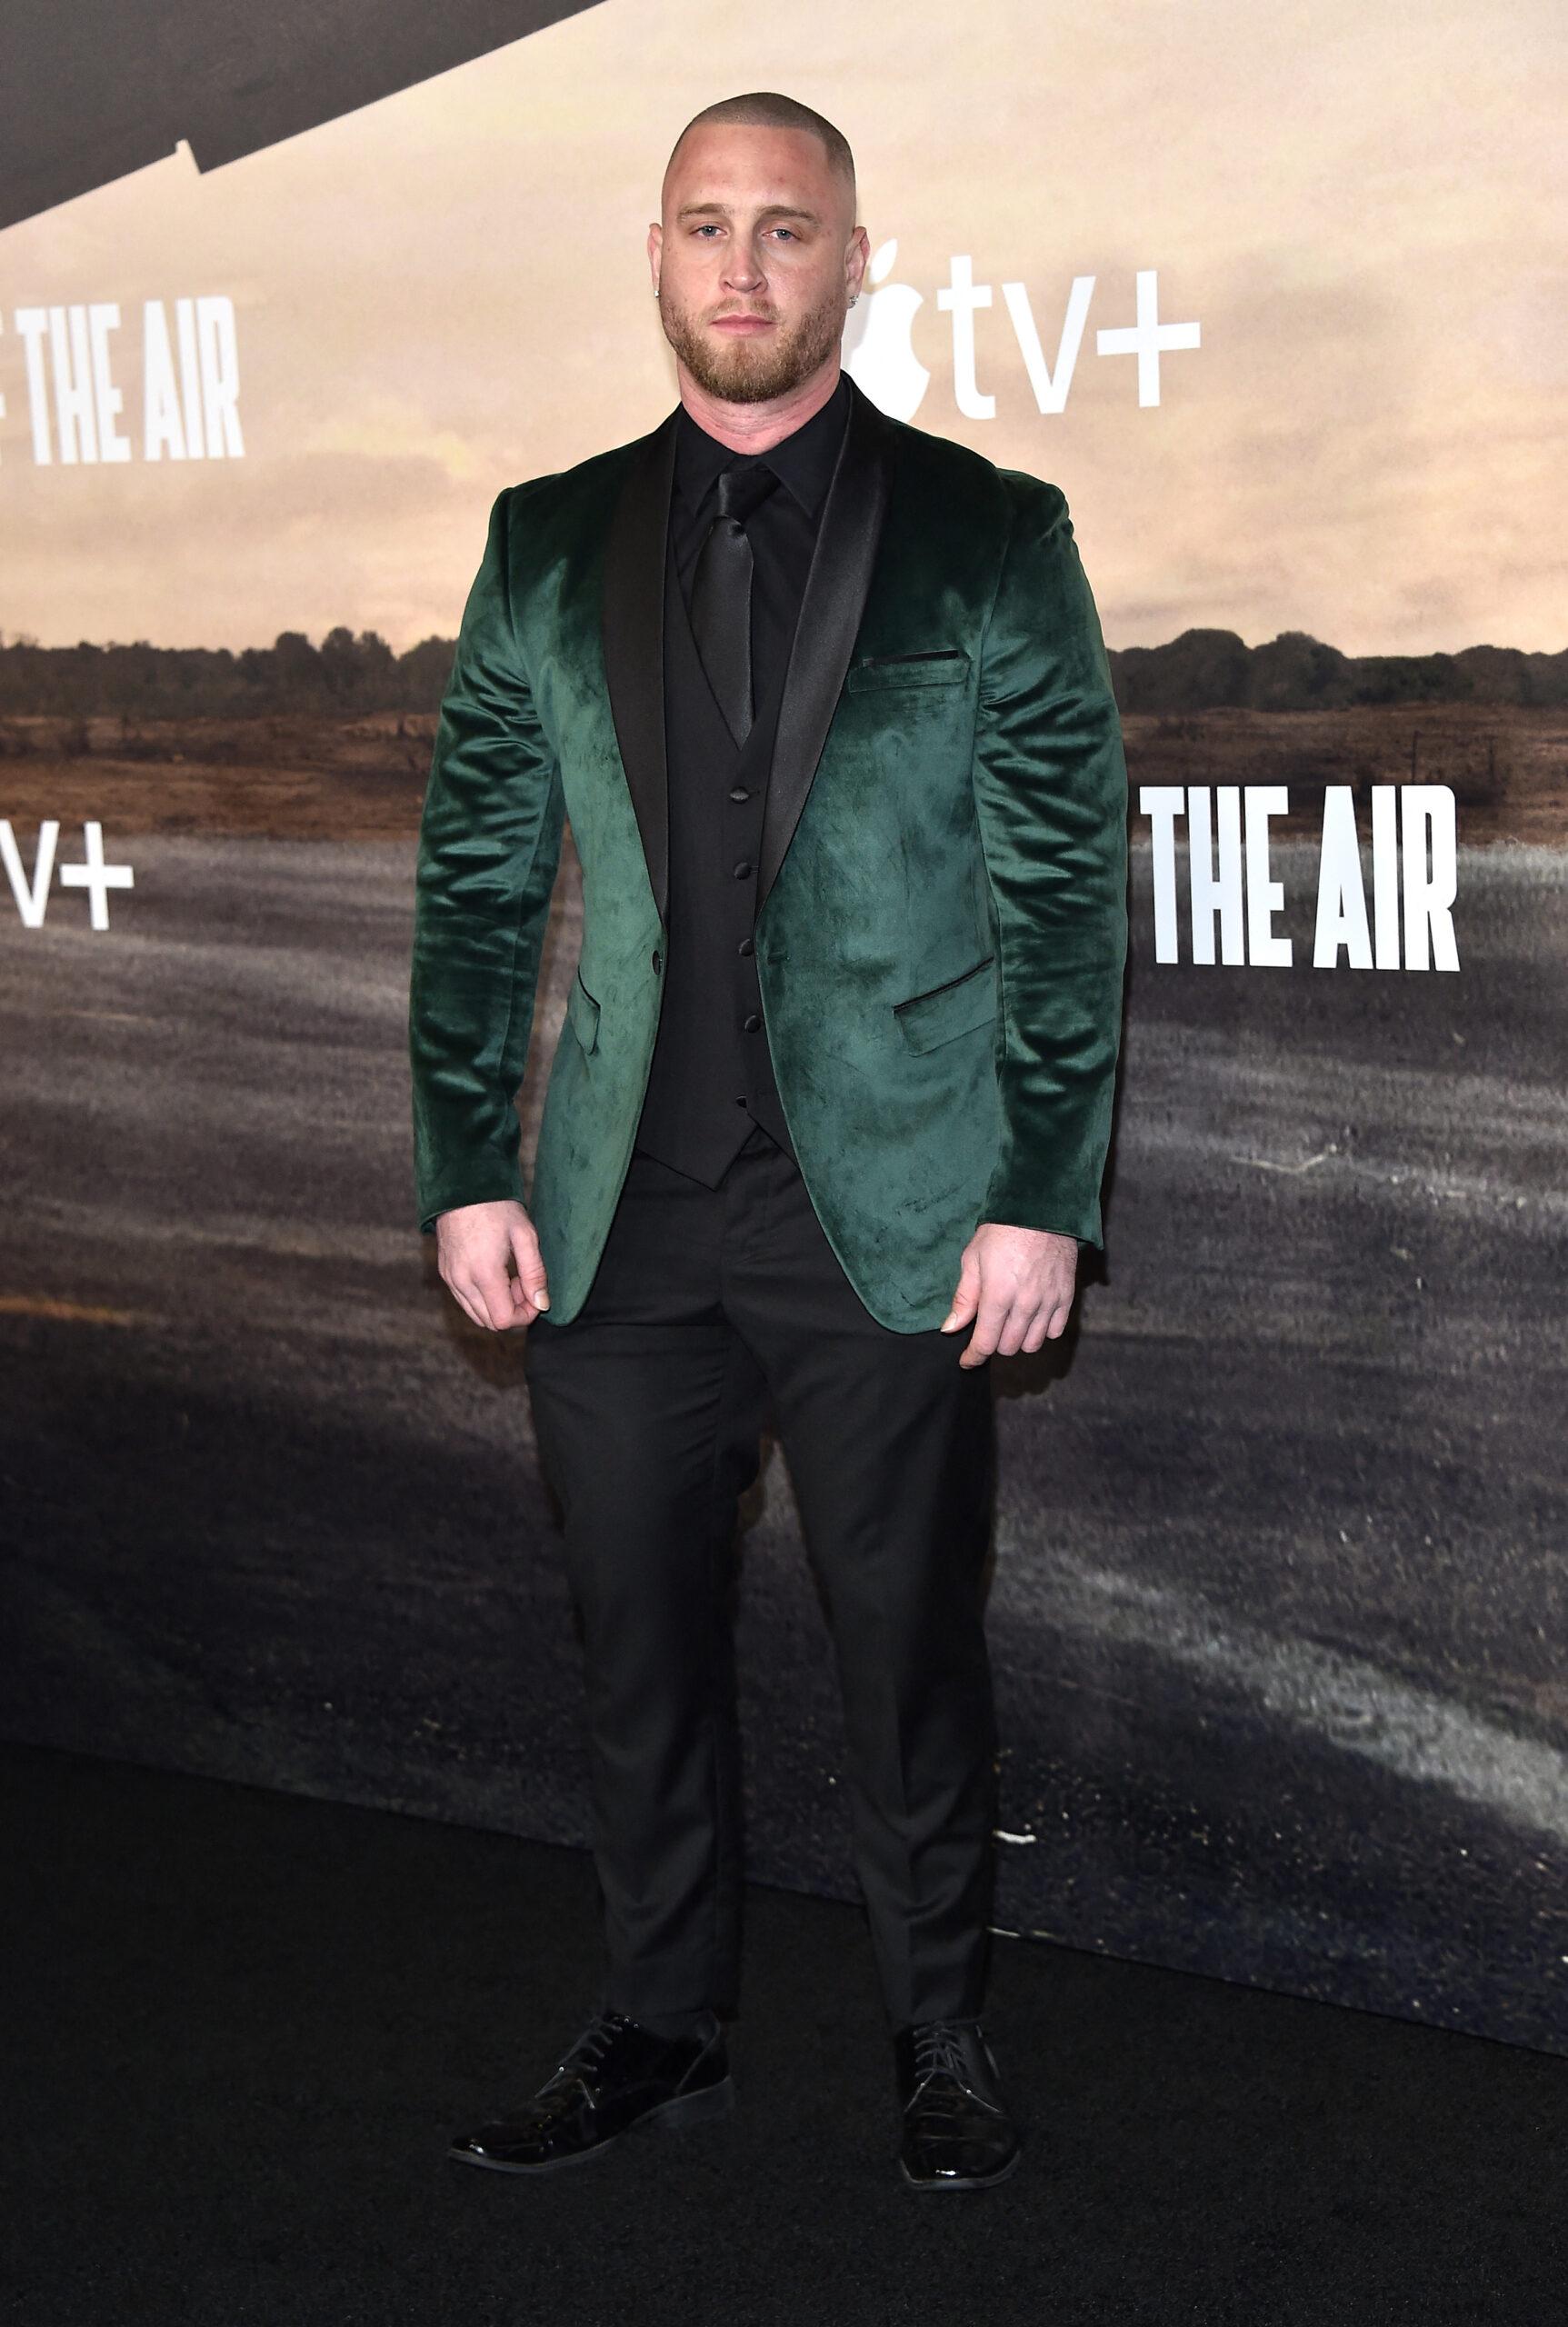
[667,92,856,206]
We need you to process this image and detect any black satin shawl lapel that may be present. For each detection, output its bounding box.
[759,374,893,910]
[598,376,894,924]
[601,406,679,924]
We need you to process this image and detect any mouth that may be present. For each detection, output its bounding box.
[712,314,774,335]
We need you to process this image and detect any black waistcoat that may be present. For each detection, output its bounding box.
[631,515,799,1183]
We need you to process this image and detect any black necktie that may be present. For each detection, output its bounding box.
[690,460,781,746]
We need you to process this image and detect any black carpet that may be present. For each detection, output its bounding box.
[4,1742,1564,2326]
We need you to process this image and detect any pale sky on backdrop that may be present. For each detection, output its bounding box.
[1,0,1563,659]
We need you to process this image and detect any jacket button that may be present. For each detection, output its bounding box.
[736,936,754,956]
[743,1014,762,1033]
[728,785,750,803]
[733,859,754,879]
[651,949,661,972]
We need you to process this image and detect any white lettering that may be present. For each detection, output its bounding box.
[1138,786,1185,964]
[15,309,55,461]
[1188,785,1244,966]
[1313,788,1373,969]
[0,821,61,927]
[1002,275,1096,415]
[142,300,187,459]
[1244,785,1293,967]
[196,295,244,458]
[48,305,98,463]
[55,822,135,930]
[1094,269,1201,407]
[88,303,131,464]
[1402,785,1461,972]
[936,255,994,421]
[1372,786,1401,969]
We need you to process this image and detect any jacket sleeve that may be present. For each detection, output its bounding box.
[408,485,566,1234]
[970,477,1128,1249]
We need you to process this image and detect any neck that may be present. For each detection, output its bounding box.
[675,359,842,456]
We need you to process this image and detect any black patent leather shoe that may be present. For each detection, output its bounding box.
[895,2018,1022,2191]
[449,2008,734,2173]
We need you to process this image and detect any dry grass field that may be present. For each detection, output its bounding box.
[2,701,1564,844]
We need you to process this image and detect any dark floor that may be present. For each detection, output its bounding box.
[3,1741,1564,2327]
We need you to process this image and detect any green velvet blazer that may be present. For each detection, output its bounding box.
[408,370,1129,1333]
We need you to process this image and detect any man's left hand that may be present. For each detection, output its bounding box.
[941,1223,1079,1367]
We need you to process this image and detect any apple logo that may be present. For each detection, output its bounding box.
[844,239,930,420]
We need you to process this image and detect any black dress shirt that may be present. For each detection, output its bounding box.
[669,368,850,708]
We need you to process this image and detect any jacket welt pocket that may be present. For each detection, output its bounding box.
[844,648,970,694]
[892,952,998,1053]
[565,966,600,1054]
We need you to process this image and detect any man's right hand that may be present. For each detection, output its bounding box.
[434,1199,551,1333]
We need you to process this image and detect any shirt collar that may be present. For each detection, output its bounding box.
[674,369,849,521]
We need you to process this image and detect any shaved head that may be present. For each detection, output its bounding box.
[649,94,868,437]
[665,91,856,225]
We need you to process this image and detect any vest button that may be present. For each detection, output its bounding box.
[651,949,661,972]
[743,1014,762,1033]
[733,859,754,879]
[728,785,750,802]
[736,936,754,956]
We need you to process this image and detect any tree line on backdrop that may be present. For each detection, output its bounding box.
[1,625,1563,725]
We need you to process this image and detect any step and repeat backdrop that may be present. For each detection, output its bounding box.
[3,0,1564,2052]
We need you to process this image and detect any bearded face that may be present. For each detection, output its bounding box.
[657,271,848,404]
[652,122,860,409]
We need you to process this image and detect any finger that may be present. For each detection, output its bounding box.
[509,1223,551,1312]
[467,1269,519,1333]
[994,1300,1037,1359]
[506,1277,542,1328]
[941,1247,983,1332]
[1019,1308,1054,1354]
[959,1297,1010,1368]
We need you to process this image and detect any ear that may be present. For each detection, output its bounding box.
[845,225,870,302]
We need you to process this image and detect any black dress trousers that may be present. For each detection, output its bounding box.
[522,1132,1001,2033]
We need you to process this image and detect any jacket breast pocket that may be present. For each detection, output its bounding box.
[844,647,970,694]
[893,952,997,1054]
[565,965,600,1055]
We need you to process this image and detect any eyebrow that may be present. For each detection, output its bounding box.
[675,203,823,226]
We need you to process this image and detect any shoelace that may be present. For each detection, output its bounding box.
[910,2021,976,2090]
[554,2009,630,2081]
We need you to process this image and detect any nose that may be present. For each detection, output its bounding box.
[723,247,765,294]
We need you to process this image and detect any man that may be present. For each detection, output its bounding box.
[408,90,1128,2192]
